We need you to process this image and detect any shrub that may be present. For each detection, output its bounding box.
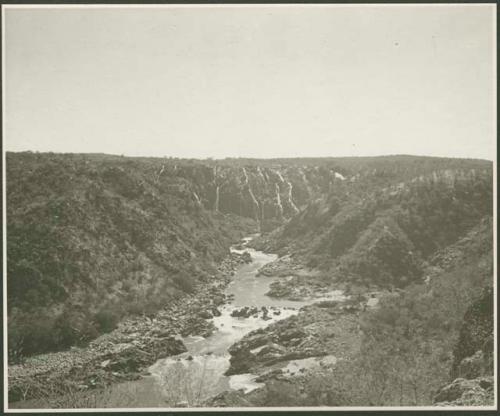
[93,308,120,333]
[173,274,196,294]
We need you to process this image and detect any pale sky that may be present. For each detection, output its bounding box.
[3,5,496,160]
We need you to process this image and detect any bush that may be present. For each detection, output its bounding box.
[173,274,196,294]
[93,308,120,333]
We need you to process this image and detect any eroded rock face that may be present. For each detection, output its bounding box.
[101,337,186,372]
[257,256,298,277]
[456,350,488,380]
[433,377,494,406]
[451,287,493,379]
[175,163,341,223]
[433,287,495,407]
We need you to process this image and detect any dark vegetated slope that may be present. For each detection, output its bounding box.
[267,165,492,289]
[6,152,492,360]
[6,152,256,358]
[250,216,493,407]
[347,220,494,406]
[450,285,494,379]
[219,158,494,407]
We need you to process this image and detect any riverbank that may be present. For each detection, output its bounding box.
[203,253,383,407]
[8,250,252,405]
[10,241,376,410]
[206,298,366,407]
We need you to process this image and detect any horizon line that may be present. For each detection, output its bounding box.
[3,150,494,163]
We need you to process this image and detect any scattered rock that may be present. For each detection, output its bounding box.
[100,359,111,368]
[241,251,252,263]
[433,377,494,406]
[198,310,213,319]
[8,247,246,404]
[457,350,486,379]
[231,306,259,318]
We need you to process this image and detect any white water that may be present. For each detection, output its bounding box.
[334,172,346,180]
[214,186,220,212]
[275,170,285,183]
[299,169,312,197]
[193,192,202,206]
[242,167,249,184]
[256,166,267,183]
[247,186,260,219]
[286,181,299,213]
[275,183,283,217]
[102,239,344,407]
[157,165,165,182]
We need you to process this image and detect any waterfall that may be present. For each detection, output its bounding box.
[156,164,165,182]
[257,166,267,182]
[299,168,312,197]
[240,167,260,221]
[334,171,346,180]
[214,186,220,212]
[275,170,285,183]
[193,192,202,206]
[248,186,259,213]
[286,181,299,213]
[261,202,265,225]
[275,183,283,217]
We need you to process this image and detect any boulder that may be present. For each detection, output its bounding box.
[213,295,225,306]
[225,349,256,375]
[241,251,252,263]
[231,307,247,318]
[433,376,494,406]
[315,300,339,308]
[457,350,485,379]
[231,307,257,318]
[198,310,213,319]
[255,369,284,383]
[100,359,111,368]
[278,329,307,343]
[255,343,287,361]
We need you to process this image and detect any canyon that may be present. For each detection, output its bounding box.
[6,152,494,408]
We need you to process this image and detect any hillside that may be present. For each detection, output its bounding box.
[215,209,494,407]
[254,166,492,290]
[7,152,257,358]
[6,152,493,362]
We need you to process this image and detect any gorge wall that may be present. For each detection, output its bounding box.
[6,152,493,360]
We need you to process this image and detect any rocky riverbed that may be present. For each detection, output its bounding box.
[226,300,362,377]
[10,240,382,409]
[8,250,253,404]
[205,298,367,407]
[256,254,340,301]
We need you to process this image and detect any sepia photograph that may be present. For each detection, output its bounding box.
[2,2,497,412]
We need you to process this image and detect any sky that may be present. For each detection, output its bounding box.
[3,4,496,160]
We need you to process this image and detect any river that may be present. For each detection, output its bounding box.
[143,241,310,406]
[74,238,344,408]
